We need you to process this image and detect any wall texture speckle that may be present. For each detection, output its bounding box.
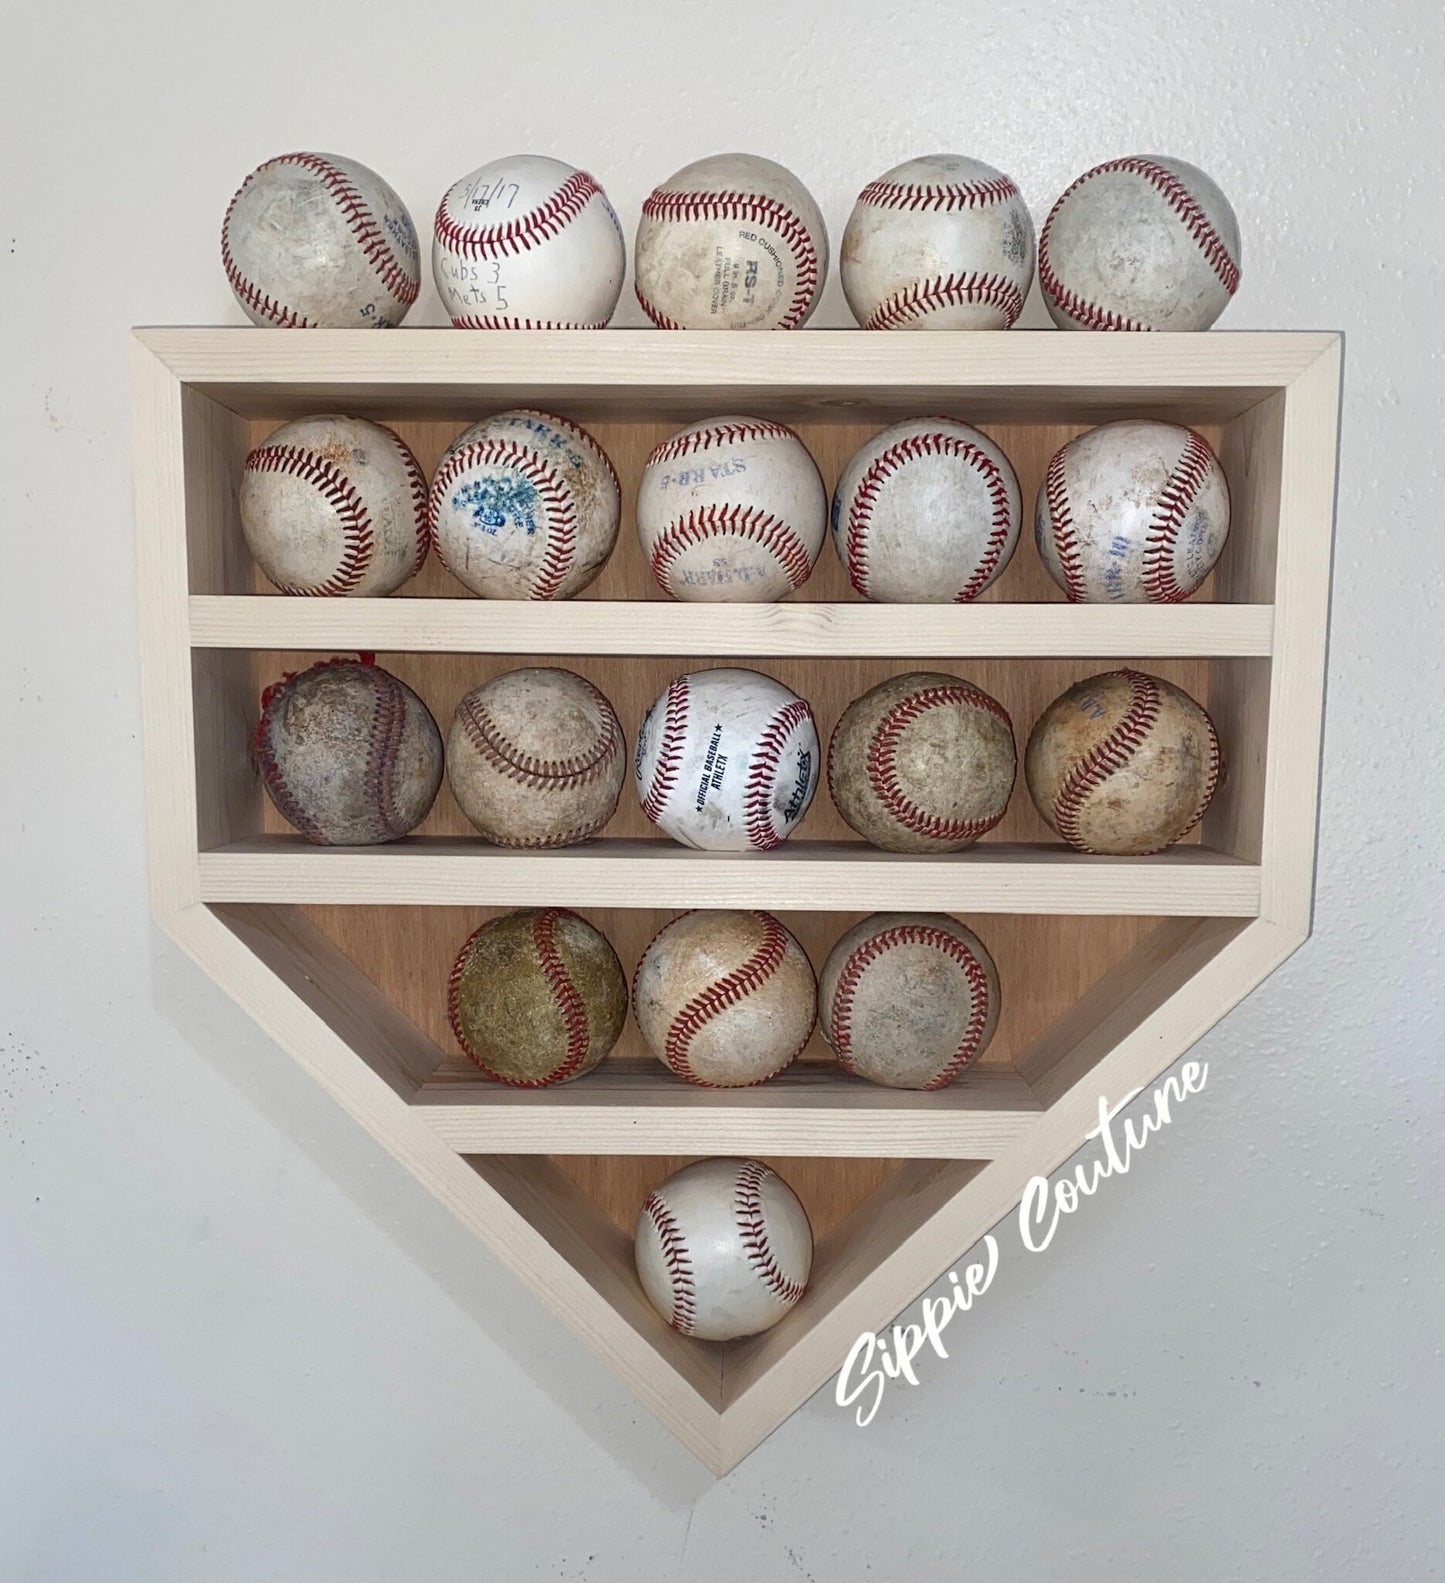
[3,1,1442,1578]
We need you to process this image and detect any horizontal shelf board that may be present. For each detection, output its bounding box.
[188,596,1274,658]
[412,1060,1041,1158]
[198,838,1262,916]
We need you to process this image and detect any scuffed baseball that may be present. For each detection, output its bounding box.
[841,154,1035,331]
[447,908,627,1087]
[254,658,442,845]
[831,419,1021,602]
[446,668,624,848]
[635,1158,813,1340]
[1036,420,1231,603]
[636,417,826,601]
[819,913,1001,1090]
[633,911,817,1087]
[430,409,620,600]
[1026,669,1223,855]
[828,672,1016,853]
[635,153,828,330]
[634,668,819,851]
[432,154,625,329]
[222,152,420,328]
[240,415,428,597]
[1039,155,1242,331]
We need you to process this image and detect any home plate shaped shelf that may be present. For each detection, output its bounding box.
[133,328,1340,1474]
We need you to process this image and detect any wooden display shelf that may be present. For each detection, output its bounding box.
[134,328,1340,1475]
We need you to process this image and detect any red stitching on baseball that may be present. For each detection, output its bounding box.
[457,680,620,791]
[743,699,814,851]
[1043,443,1088,602]
[374,423,430,577]
[510,407,622,503]
[252,696,329,843]
[735,1161,806,1304]
[244,444,374,596]
[1142,429,1216,604]
[435,169,602,260]
[641,1190,697,1333]
[449,315,610,330]
[864,271,1024,331]
[639,188,819,329]
[844,430,1013,602]
[638,677,690,826]
[361,665,409,841]
[1051,670,1162,852]
[858,175,1020,211]
[650,506,813,598]
[829,923,993,1090]
[1178,712,1223,842]
[647,420,796,466]
[860,685,1014,845]
[635,292,683,330]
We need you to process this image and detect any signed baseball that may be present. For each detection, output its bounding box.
[632,910,817,1087]
[820,913,1001,1090]
[446,668,624,848]
[634,668,819,850]
[240,416,428,597]
[1039,155,1242,331]
[430,409,620,600]
[447,907,627,1086]
[841,154,1035,331]
[222,152,420,328]
[828,672,1016,853]
[254,658,442,845]
[1026,669,1222,854]
[432,154,625,329]
[1037,421,1231,603]
[636,417,826,601]
[636,1158,813,1340]
[635,153,828,330]
[831,418,1021,602]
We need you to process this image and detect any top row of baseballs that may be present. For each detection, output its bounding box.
[222,151,1242,336]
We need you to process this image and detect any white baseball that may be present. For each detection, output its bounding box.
[636,1158,813,1340]
[634,153,828,330]
[432,155,625,329]
[222,152,420,329]
[819,913,1001,1090]
[1039,155,1242,331]
[430,409,620,600]
[634,668,819,851]
[831,418,1022,602]
[841,154,1035,331]
[636,417,826,602]
[1036,420,1231,603]
[239,416,428,596]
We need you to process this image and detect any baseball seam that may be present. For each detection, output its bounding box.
[1141,429,1216,604]
[734,1161,806,1305]
[252,657,375,844]
[642,1190,697,1334]
[244,444,374,596]
[649,505,813,597]
[864,271,1025,331]
[857,175,1020,211]
[743,699,813,851]
[377,423,431,578]
[449,314,610,331]
[647,420,796,465]
[638,677,690,826]
[1179,714,1224,842]
[457,685,621,787]
[1043,443,1088,602]
[1051,670,1163,852]
[361,665,409,840]
[435,169,602,260]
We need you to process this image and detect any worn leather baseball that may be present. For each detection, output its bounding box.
[635,1157,813,1340]
[1026,669,1222,855]
[447,908,627,1087]
[633,910,816,1087]
[819,913,1001,1090]
[828,672,1015,853]
[447,668,624,848]
[254,658,442,845]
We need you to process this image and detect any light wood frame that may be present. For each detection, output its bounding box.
[133,328,1340,1473]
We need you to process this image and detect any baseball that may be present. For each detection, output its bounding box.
[841,154,1035,331]
[828,672,1016,853]
[447,907,627,1086]
[1036,421,1231,603]
[819,913,1001,1090]
[1026,669,1223,855]
[254,658,442,845]
[831,418,1021,602]
[446,668,624,848]
[632,910,817,1087]
[634,153,828,330]
[222,152,420,328]
[239,416,428,597]
[634,668,819,851]
[432,154,625,329]
[430,409,620,600]
[636,417,826,602]
[636,1158,813,1340]
[1039,155,1242,331]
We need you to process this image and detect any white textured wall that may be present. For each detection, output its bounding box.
[4,2,1442,1577]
